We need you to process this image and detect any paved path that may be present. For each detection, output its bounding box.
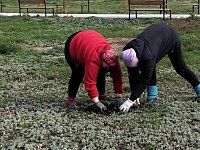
[0,13,199,19]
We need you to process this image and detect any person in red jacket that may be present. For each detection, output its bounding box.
[64,30,123,111]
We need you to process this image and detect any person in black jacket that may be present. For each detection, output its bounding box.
[119,23,200,112]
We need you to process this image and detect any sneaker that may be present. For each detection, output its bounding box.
[142,97,159,106]
[193,96,200,103]
[65,103,78,109]
[64,98,78,109]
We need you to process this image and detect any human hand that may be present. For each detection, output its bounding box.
[95,101,107,112]
[114,96,125,109]
[119,98,140,112]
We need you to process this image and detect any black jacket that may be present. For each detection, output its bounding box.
[123,23,180,100]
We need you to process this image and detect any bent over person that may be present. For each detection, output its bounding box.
[119,23,200,112]
[64,30,123,111]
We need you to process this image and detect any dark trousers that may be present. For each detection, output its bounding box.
[149,39,199,87]
[167,39,199,87]
[64,32,107,99]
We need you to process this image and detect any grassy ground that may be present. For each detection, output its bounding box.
[1,0,200,14]
[0,16,200,149]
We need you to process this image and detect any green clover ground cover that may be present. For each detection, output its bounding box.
[0,16,200,149]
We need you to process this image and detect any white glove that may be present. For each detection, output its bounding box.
[119,98,140,112]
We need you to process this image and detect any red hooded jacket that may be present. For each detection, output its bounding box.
[69,30,123,98]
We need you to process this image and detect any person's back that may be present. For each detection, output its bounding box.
[69,30,112,65]
[138,23,179,61]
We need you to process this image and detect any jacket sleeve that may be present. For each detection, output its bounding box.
[128,58,156,100]
[140,58,156,85]
[110,60,123,94]
[84,62,100,99]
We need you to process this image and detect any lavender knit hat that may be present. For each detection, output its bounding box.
[121,48,139,67]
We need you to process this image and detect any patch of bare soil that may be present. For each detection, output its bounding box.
[172,19,200,29]
[20,38,132,53]
[52,56,65,60]
[32,47,53,51]
[107,38,132,52]
[20,43,54,52]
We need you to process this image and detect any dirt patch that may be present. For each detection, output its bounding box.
[20,43,54,52]
[32,47,53,52]
[172,19,200,29]
[52,56,65,60]
[107,38,132,52]
[20,43,31,50]
[20,38,132,53]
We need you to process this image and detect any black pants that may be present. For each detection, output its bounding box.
[149,39,199,87]
[167,39,199,87]
[64,32,107,99]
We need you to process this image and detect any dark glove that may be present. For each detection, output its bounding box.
[95,101,107,112]
[114,96,125,109]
